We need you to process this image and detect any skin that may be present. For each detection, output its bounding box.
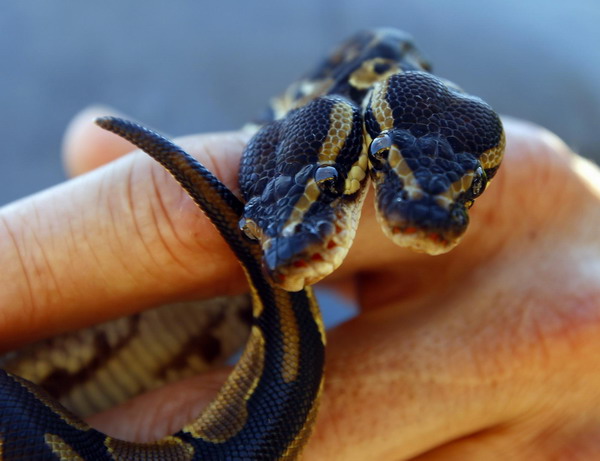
[1,105,599,460]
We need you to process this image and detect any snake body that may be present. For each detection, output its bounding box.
[0,29,504,460]
[1,297,252,418]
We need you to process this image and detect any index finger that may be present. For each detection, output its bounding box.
[0,127,248,351]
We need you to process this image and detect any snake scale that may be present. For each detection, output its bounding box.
[0,28,504,460]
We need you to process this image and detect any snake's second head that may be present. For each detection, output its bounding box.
[364,71,505,254]
[239,96,368,291]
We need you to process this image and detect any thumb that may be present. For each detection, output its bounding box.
[62,105,137,177]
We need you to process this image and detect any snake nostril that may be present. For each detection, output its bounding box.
[239,217,260,240]
[450,207,468,228]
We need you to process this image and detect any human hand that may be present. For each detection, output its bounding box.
[2,106,599,460]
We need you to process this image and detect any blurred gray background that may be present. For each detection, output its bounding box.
[1,0,599,205]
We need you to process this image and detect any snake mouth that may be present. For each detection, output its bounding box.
[259,189,367,292]
[260,212,358,292]
[375,194,469,255]
[378,218,462,255]
[262,222,349,291]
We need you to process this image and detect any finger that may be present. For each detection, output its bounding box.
[410,420,600,460]
[62,105,135,177]
[87,369,230,442]
[62,105,138,177]
[0,128,250,351]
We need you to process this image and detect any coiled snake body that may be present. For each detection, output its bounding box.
[0,29,504,460]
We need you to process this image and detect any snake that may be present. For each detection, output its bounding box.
[0,28,504,460]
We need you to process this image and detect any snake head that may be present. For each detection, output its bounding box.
[364,71,505,254]
[239,96,368,291]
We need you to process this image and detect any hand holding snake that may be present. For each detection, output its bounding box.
[2,30,600,459]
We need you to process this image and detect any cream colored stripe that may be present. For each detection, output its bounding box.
[44,434,84,461]
[281,179,321,237]
[183,326,265,442]
[105,436,194,460]
[305,286,326,346]
[386,145,422,201]
[479,131,506,170]
[349,57,400,90]
[281,375,324,460]
[318,100,355,165]
[436,171,475,210]
[370,79,394,132]
[248,282,265,318]
[274,290,301,383]
[343,149,368,195]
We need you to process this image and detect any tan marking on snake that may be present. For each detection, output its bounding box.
[248,282,265,318]
[344,148,368,195]
[281,375,324,460]
[305,286,326,346]
[369,79,395,132]
[349,57,400,90]
[281,178,321,237]
[4,299,250,417]
[387,145,423,201]
[104,436,194,460]
[479,131,506,170]
[183,326,265,442]
[274,290,301,383]
[436,171,476,210]
[318,100,355,165]
[44,433,84,460]
[272,78,334,119]
[273,181,368,290]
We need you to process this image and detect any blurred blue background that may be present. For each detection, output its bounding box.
[1,0,599,205]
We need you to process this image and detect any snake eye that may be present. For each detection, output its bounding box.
[368,132,392,167]
[470,167,488,199]
[314,165,342,197]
